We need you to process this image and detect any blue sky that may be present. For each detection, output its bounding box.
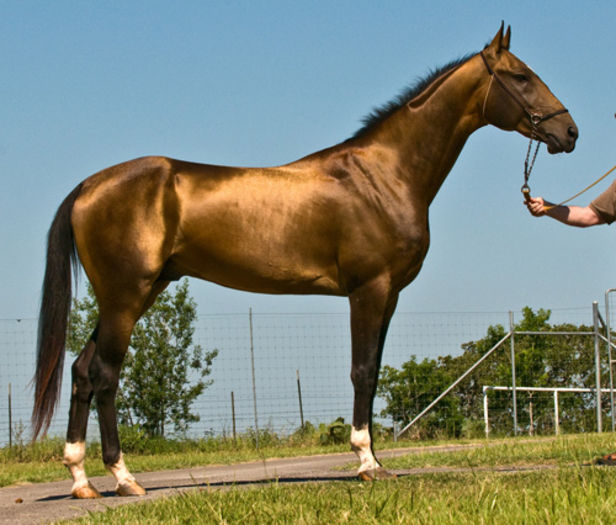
[2,1,615,321]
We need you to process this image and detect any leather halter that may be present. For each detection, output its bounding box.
[479,51,569,126]
[479,51,569,202]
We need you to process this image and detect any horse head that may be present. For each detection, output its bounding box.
[481,23,578,154]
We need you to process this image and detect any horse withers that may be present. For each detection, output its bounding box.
[33,23,577,498]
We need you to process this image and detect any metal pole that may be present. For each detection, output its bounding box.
[396,332,511,438]
[249,308,259,448]
[593,301,603,433]
[8,383,12,448]
[509,311,518,436]
[553,390,559,435]
[605,289,616,431]
[483,386,489,439]
[296,369,304,430]
[231,391,237,443]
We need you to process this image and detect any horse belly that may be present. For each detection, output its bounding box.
[169,239,342,295]
[169,192,343,295]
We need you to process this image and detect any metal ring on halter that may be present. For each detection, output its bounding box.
[521,183,531,203]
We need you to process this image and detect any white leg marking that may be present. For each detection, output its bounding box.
[350,425,378,474]
[63,441,89,491]
[107,453,136,486]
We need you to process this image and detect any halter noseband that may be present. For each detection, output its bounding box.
[479,51,569,126]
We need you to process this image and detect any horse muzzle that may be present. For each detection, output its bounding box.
[541,116,578,154]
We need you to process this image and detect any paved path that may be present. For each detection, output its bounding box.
[0,443,553,524]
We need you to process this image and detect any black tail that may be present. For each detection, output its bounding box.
[32,184,82,440]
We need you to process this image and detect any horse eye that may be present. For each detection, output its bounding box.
[513,73,529,83]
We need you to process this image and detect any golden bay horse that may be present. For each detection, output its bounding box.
[33,24,577,498]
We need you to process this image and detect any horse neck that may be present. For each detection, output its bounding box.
[358,55,487,204]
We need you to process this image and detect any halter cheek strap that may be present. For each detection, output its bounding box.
[481,74,495,120]
[479,51,569,126]
[479,51,569,203]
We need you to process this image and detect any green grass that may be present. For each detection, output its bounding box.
[8,432,616,524]
[59,462,616,524]
[0,422,463,488]
[4,432,616,489]
[375,433,614,470]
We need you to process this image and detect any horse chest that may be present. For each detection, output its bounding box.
[385,222,431,288]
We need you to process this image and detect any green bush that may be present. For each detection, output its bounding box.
[318,417,351,445]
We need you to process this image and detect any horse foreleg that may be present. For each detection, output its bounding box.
[63,327,101,499]
[90,314,145,497]
[349,281,398,481]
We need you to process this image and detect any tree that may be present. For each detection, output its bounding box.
[377,307,602,437]
[377,356,463,438]
[68,279,218,437]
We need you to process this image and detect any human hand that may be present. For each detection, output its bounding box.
[526,196,546,217]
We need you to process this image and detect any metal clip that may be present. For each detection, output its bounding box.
[521,183,531,203]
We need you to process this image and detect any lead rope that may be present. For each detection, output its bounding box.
[521,123,541,203]
[536,114,616,211]
[540,164,616,211]
[522,142,616,211]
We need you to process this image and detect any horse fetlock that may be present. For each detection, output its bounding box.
[63,440,94,496]
[351,425,379,473]
[106,453,145,496]
[63,441,86,466]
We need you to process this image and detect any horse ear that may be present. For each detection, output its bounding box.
[502,25,511,50]
[487,21,506,53]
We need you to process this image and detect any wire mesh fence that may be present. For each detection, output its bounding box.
[0,304,602,447]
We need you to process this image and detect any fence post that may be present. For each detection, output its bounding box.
[8,383,12,449]
[509,311,518,436]
[231,391,237,443]
[483,386,489,439]
[605,289,616,432]
[593,301,602,433]
[296,369,304,430]
[249,308,259,448]
[553,390,559,435]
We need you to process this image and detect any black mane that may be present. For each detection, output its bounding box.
[351,52,477,140]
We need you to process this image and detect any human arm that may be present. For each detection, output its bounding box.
[526,196,605,227]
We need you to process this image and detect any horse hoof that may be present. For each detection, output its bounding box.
[358,466,397,481]
[72,482,102,499]
[594,453,616,466]
[116,480,146,497]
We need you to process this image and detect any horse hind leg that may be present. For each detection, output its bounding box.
[87,309,146,497]
[63,326,101,499]
[90,281,169,497]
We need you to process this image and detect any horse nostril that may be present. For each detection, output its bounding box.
[568,126,578,140]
